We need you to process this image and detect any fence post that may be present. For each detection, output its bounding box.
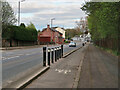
[48,48,51,66]
[43,47,46,66]
[51,48,54,63]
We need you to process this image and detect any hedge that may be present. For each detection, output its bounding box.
[2,25,38,41]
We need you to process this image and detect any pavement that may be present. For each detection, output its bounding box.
[78,44,118,88]
[26,44,87,88]
[25,44,118,89]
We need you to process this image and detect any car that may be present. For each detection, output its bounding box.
[69,42,76,47]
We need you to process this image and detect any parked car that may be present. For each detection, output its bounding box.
[69,42,76,47]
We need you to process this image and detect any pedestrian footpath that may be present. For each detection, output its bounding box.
[26,45,87,88]
[78,44,118,88]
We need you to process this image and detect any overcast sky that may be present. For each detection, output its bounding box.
[7,0,87,30]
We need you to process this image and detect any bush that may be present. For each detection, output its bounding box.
[65,40,70,43]
[3,25,38,41]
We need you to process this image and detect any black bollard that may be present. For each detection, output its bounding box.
[51,48,54,63]
[82,43,84,46]
[58,47,60,59]
[57,47,59,60]
[43,47,46,66]
[48,48,51,66]
[60,47,61,58]
[61,45,63,57]
[58,47,59,59]
[55,47,57,62]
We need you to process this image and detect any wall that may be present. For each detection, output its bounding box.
[2,39,36,47]
[55,27,65,39]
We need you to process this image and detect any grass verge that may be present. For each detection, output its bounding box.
[94,44,119,57]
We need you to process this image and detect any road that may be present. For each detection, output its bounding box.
[2,42,82,87]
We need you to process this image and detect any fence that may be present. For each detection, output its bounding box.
[43,45,63,66]
[94,38,119,52]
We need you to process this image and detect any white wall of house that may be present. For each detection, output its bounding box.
[72,37,81,41]
[55,27,65,39]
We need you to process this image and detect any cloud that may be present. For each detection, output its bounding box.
[7,0,86,30]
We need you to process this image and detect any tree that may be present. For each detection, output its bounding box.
[26,22,37,30]
[37,30,41,33]
[75,17,88,33]
[81,1,120,54]
[65,28,81,39]
[2,1,17,36]
[20,23,26,28]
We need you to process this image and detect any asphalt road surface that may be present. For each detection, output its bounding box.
[78,44,118,88]
[2,42,82,87]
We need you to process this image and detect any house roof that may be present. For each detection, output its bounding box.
[52,27,65,31]
[42,27,63,35]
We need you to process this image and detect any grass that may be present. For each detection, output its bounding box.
[94,44,119,57]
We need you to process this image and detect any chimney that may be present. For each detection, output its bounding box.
[47,24,50,29]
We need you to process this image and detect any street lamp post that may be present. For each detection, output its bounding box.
[51,18,55,28]
[50,18,55,42]
[18,0,25,26]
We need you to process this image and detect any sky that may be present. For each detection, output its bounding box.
[7,0,87,30]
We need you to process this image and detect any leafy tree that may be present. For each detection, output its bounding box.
[2,1,17,37]
[20,23,26,28]
[81,2,119,40]
[81,1,120,54]
[65,29,82,39]
[26,22,36,30]
[37,30,41,33]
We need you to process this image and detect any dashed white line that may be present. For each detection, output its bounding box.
[18,54,23,56]
[26,54,31,56]
[2,56,20,60]
[7,56,20,59]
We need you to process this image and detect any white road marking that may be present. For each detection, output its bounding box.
[3,56,20,60]
[55,69,58,71]
[17,54,23,56]
[7,80,13,84]
[55,69,71,75]
[26,54,31,56]
[26,52,38,56]
[64,70,68,74]
[7,56,19,59]
[69,70,71,72]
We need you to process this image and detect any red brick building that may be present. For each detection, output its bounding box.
[38,25,64,44]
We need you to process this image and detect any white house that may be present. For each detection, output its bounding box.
[72,35,81,41]
[55,27,65,39]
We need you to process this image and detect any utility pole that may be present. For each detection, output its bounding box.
[18,0,25,26]
[51,18,55,28]
[50,18,55,42]
[18,1,20,26]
